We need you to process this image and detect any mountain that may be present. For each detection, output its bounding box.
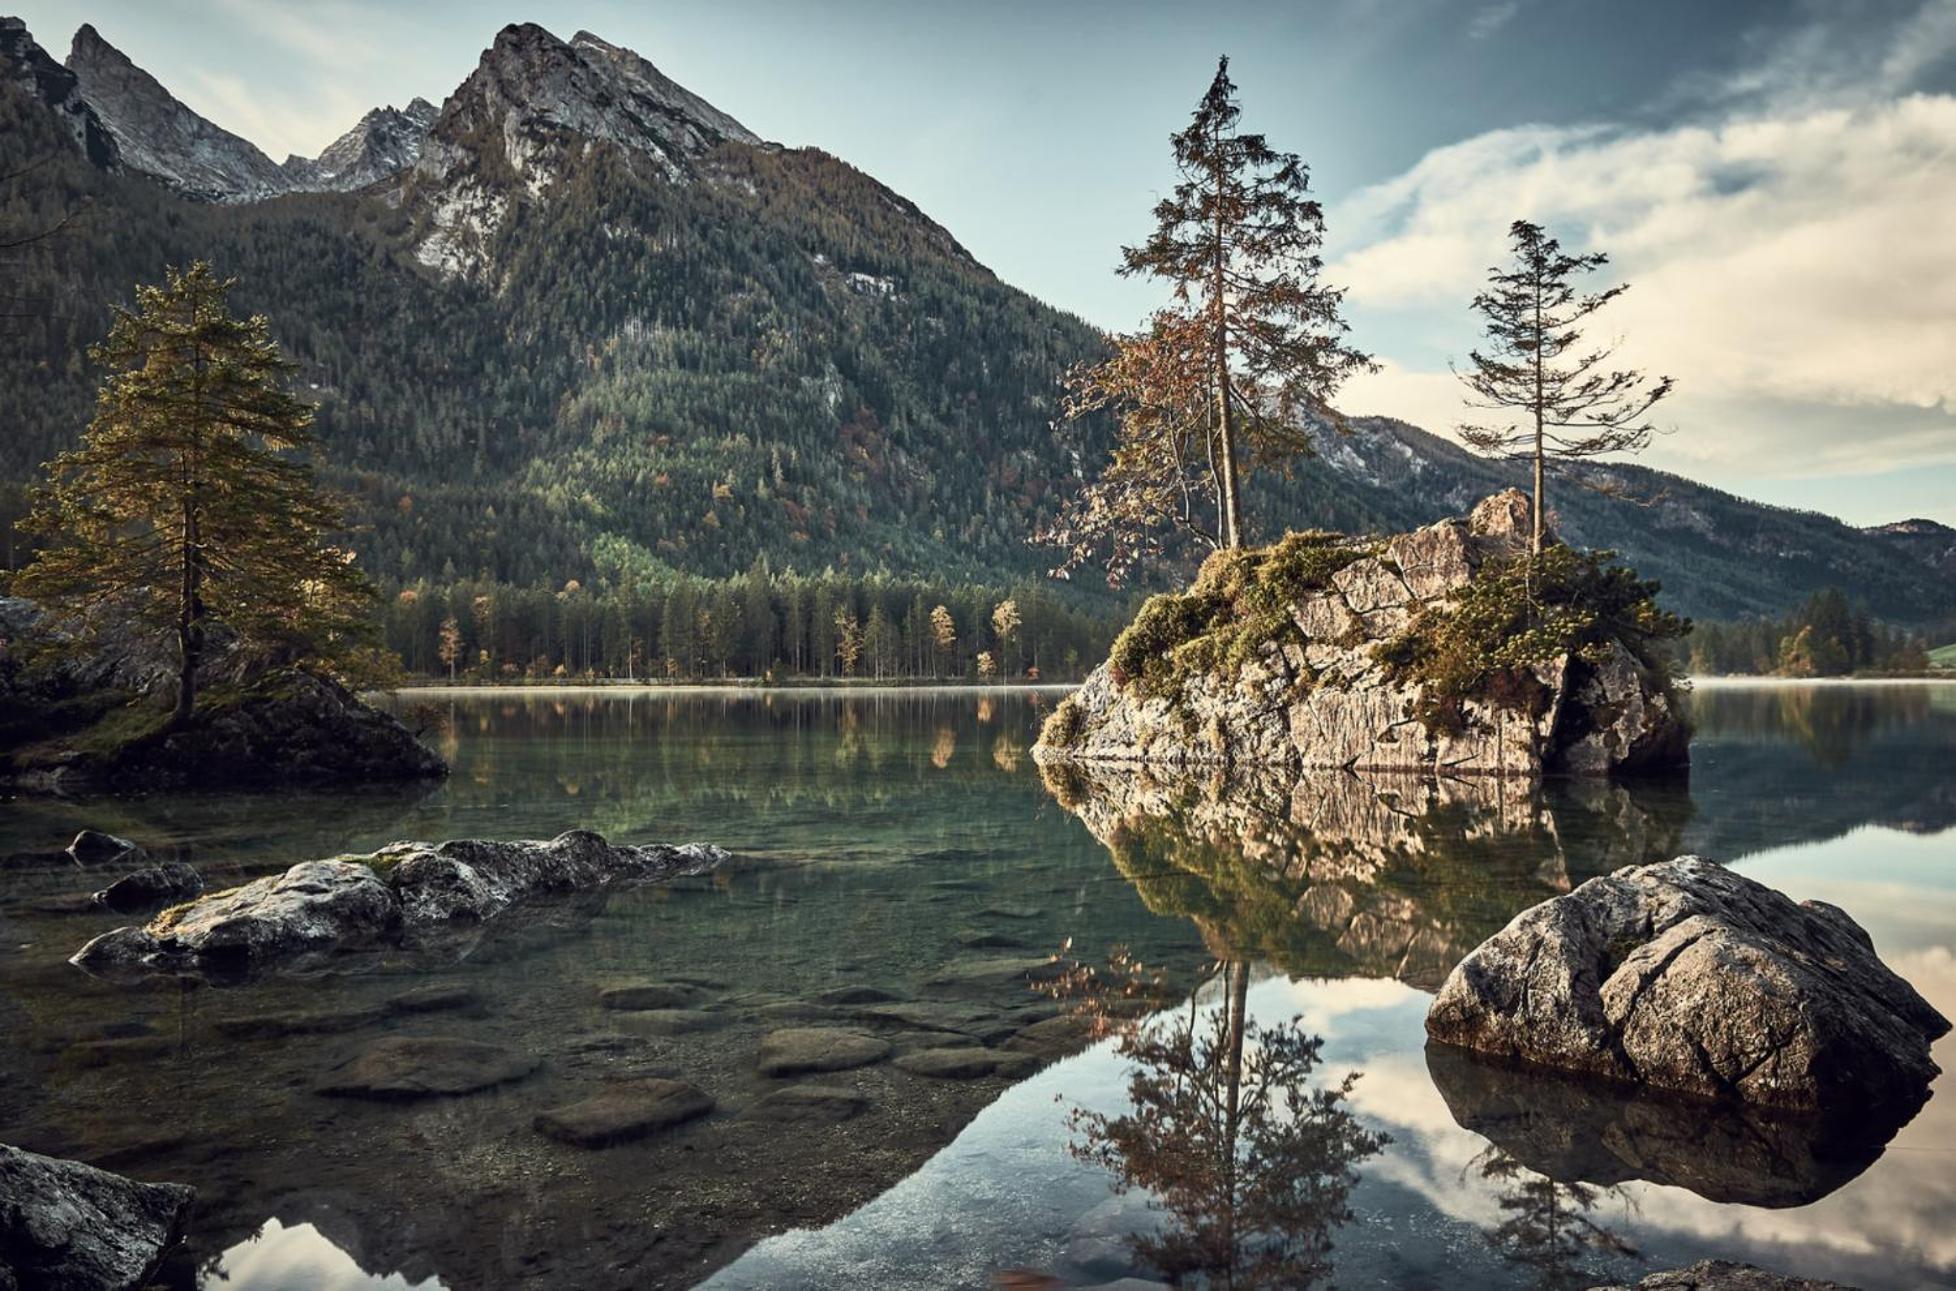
[1,15,1952,630]
[282,98,438,192]
[0,16,114,167]
[65,22,294,201]
[1863,519,1956,580]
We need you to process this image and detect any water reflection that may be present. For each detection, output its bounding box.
[1469,1146,1638,1291]
[1062,959,1388,1289]
[1043,762,1688,987]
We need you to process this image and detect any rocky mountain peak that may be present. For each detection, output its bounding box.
[65,20,293,201]
[284,97,440,192]
[410,22,763,277]
[0,16,117,167]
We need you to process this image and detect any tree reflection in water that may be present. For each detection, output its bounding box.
[1470,1146,1639,1290]
[1060,958,1388,1290]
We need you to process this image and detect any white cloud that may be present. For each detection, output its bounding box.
[1326,95,1956,481]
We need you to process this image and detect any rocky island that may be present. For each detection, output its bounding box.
[1034,491,1691,778]
[0,596,444,792]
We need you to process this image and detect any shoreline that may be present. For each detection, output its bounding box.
[388,681,1081,698]
[1686,674,1956,688]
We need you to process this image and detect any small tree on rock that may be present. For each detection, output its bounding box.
[18,262,372,724]
[1456,221,1674,555]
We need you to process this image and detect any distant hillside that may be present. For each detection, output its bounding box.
[2,16,1952,628]
[1931,643,1956,670]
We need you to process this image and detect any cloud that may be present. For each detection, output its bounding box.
[1325,94,1956,482]
[1465,1,1523,41]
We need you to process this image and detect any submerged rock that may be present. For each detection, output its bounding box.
[1035,491,1688,778]
[93,861,203,914]
[533,1079,714,1147]
[1427,857,1949,1112]
[741,1084,868,1123]
[67,830,145,867]
[756,1028,891,1077]
[317,1036,541,1099]
[0,1142,194,1290]
[71,830,727,982]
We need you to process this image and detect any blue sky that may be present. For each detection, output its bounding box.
[15,0,1956,525]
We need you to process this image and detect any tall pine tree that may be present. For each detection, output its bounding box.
[19,263,372,723]
[1456,221,1674,555]
[1120,56,1370,550]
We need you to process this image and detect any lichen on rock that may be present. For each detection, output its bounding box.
[1035,491,1691,778]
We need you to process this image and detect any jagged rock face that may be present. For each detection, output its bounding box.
[410,23,762,277]
[65,23,294,201]
[0,17,117,168]
[283,97,438,191]
[1036,491,1689,778]
[71,829,727,982]
[1426,857,1950,1113]
[0,1142,194,1290]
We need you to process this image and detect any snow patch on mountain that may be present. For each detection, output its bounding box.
[285,97,438,192]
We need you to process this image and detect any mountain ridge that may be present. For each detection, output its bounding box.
[0,15,1950,627]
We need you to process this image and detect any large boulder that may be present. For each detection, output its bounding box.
[1034,491,1687,778]
[72,829,727,982]
[1426,857,1949,1113]
[0,1142,194,1290]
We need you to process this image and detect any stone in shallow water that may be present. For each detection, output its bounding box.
[317,1036,541,1099]
[94,861,202,913]
[925,954,1065,994]
[599,981,713,1011]
[893,1047,999,1079]
[1003,1013,1097,1060]
[741,1084,868,1123]
[532,1078,714,1147]
[756,1028,891,1077]
[67,829,145,866]
[1427,856,1950,1112]
[616,1008,728,1036]
[214,1004,386,1039]
[813,984,904,1005]
[386,983,480,1015]
[1590,1261,1854,1290]
[0,1142,194,1290]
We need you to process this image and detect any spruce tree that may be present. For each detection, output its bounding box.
[18,263,372,724]
[1044,59,1368,580]
[1456,221,1675,555]
[1119,56,1371,551]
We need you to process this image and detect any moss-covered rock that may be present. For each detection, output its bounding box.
[1034,491,1691,778]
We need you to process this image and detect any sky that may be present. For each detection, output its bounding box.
[14,0,1956,526]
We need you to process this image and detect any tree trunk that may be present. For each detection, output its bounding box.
[173,502,200,727]
[1213,111,1243,550]
[1532,275,1546,558]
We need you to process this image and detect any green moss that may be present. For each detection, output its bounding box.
[1040,695,1086,749]
[1104,531,1366,706]
[1376,544,1690,733]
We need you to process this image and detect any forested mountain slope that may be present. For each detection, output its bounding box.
[2,15,1950,630]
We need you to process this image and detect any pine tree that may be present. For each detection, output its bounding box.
[1456,221,1674,555]
[1116,56,1370,552]
[18,263,371,724]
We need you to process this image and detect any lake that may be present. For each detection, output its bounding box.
[0,681,1950,1289]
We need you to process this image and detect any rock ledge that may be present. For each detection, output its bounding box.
[71,829,725,982]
